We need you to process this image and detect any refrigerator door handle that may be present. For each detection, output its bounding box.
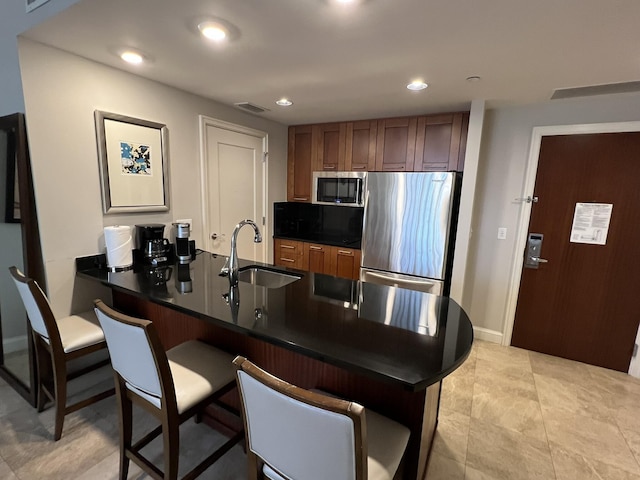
[360,268,443,295]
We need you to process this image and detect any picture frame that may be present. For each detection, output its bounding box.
[95,111,170,214]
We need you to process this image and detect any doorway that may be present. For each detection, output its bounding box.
[199,116,267,263]
[504,122,640,374]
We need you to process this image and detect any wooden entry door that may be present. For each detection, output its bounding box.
[511,132,640,372]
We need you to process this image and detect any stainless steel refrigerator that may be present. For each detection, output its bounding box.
[360,172,459,296]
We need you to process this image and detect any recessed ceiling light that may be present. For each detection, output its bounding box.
[407,81,428,91]
[466,76,481,82]
[120,50,144,65]
[275,98,293,106]
[198,21,228,41]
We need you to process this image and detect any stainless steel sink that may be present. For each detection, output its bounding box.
[237,266,301,288]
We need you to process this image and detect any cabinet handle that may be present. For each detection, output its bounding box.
[338,250,353,255]
[279,258,295,263]
[293,197,309,201]
[383,166,405,171]
[352,166,367,170]
[281,245,295,249]
[309,246,322,250]
[323,165,336,170]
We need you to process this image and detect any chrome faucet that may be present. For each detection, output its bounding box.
[220,219,262,285]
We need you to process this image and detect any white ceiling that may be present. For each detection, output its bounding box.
[22,0,640,125]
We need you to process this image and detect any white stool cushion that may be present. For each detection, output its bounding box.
[366,409,410,480]
[57,311,106,353]
[260,398,410,480]
[127,341,236,414]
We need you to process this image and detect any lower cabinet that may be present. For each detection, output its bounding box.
[305,243,333,274]
[332,247,361,280]
[275,239,361,280]
[273,239,305,270]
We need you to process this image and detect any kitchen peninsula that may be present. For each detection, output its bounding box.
[77,250,473,480]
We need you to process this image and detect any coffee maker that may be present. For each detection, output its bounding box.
[173,222,192,263]
[135,224,171,266]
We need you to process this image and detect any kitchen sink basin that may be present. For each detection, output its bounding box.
[237,266,301,288]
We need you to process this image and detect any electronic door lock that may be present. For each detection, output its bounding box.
[524,233,548,269]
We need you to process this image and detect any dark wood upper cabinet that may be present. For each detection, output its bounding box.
[456,113,469,172]
[345,120,377,172]
[414,112,469,172]
[315,123,346,171]
[287,125,314,202]
[375,117,417,171]
[287,112,468,189]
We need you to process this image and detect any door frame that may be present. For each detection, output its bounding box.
[198,115,268,259]
[502,120,640,374]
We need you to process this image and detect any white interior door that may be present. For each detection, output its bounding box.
[201,117,267,263]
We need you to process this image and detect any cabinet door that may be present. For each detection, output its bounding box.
[274,239,304,269]
[414,113,468,172]
[456,113,469,172]
[345,120,377,172]
[332,247,361,280]
[287,125,315,202]
[316,123,346,171]
[375,117,417,171]
[305,243,333,274]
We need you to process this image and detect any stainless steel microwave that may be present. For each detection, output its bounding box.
[312,171,366,207]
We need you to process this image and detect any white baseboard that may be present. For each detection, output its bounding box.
[2,335,28,354]
[473,327,503,344]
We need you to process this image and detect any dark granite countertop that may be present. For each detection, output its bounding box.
[76,251,473,391]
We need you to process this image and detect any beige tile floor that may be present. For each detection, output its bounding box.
[0,339,639,479]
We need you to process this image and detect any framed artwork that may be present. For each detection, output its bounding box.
[95,111,170,214]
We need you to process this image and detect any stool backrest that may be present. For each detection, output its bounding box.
[94,300,174,409]
[233,356,366,480]
[9,266,56,342]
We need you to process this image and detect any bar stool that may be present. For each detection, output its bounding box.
[233,356,411,480]
[9,266,115,441]
[94,300,243,480]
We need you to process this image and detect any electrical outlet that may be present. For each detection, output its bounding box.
[497,227,507,240]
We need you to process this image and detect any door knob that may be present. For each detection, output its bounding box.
[211,233,225,240]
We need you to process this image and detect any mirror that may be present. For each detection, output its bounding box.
[0,113,43,406]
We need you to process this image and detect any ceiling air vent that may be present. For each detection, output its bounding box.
[26,0,51,13]
[234,102,269,114]
[551,81,640,100]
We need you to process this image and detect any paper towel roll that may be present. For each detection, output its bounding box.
[104,225,133,270]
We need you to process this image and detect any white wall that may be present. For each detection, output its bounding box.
[17,38,287,317]
[0,0,81,116]
[464,92,640,340]
[0,0,81,359]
